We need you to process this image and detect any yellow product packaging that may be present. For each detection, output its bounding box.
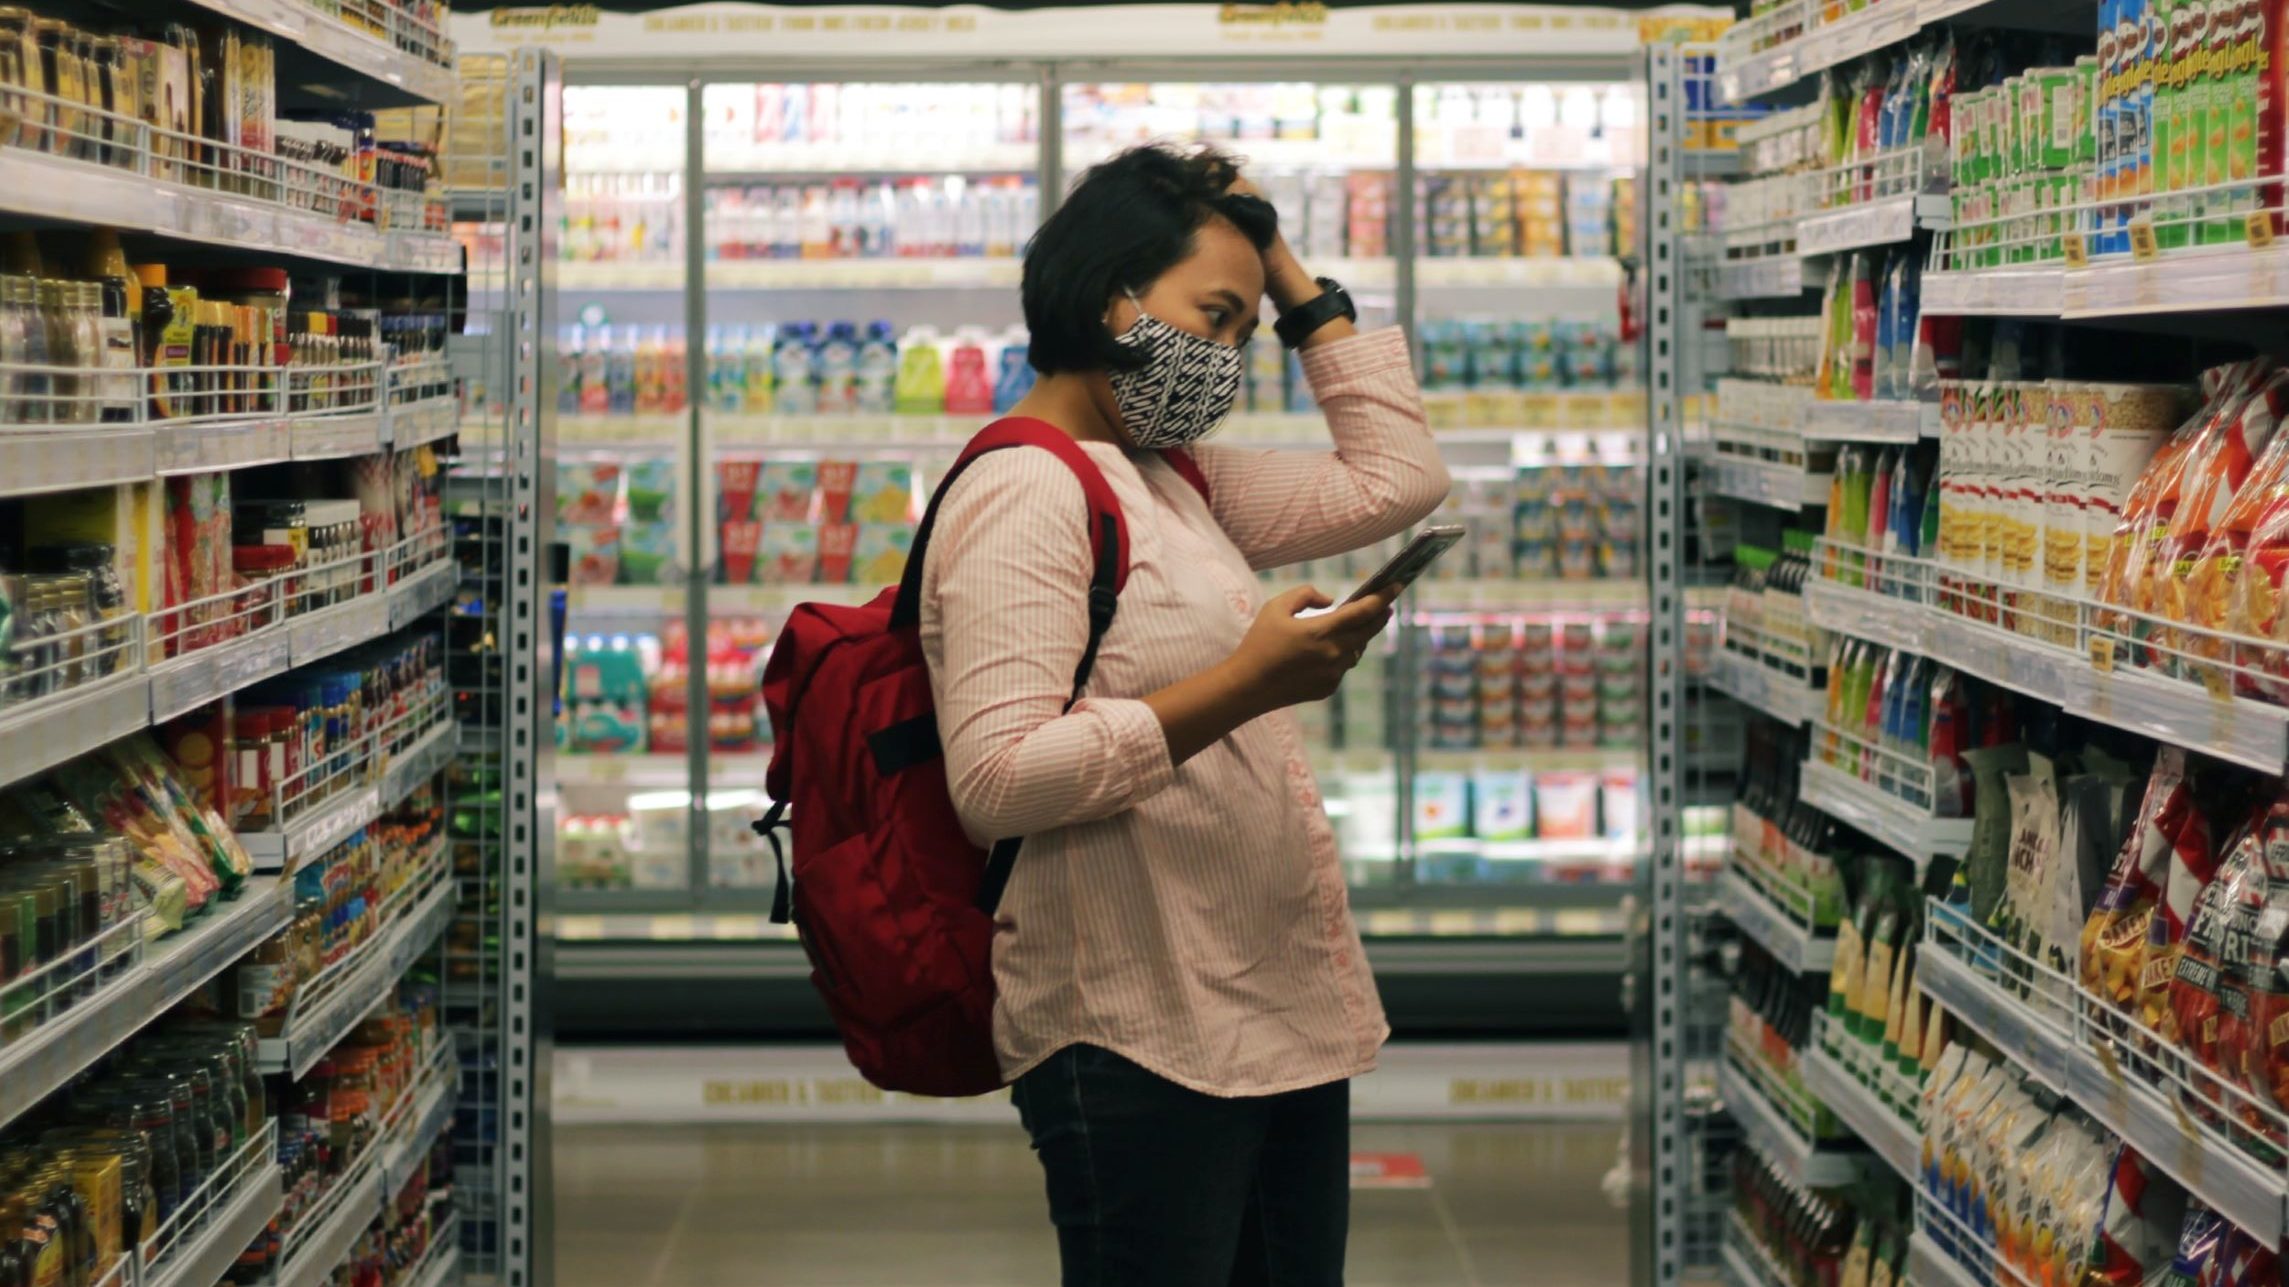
[1921,1043,1972,1192]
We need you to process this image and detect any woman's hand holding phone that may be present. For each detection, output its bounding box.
[1229,585,1394,713]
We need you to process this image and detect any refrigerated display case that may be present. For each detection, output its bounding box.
[456,4,1732,1039]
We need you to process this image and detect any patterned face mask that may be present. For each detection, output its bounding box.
[1106,295,1244,449]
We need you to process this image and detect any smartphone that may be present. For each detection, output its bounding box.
[1344,524,1466,604]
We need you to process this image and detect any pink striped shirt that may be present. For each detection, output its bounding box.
[919,327,1450,1097]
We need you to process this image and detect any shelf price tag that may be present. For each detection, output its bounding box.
[2250,211,2277,249]
[2129,220,2160,262]
[2089,635,2117,673]
[2062,231,2089,268]
[2201,665,2234,704]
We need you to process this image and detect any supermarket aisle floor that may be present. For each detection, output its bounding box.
[555,1118,1623,1286]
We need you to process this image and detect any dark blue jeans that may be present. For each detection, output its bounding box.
[1011,1044,1351,1287]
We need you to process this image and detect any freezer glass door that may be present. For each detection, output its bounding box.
[698,80,1047,897]
[552,83,698,903]
[1401,78,1654,938]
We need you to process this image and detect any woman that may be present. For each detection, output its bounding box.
[918,144,1450,1287]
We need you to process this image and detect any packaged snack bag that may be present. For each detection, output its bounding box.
[2041,752,2138,1002]
[2160,1203,2226,1287]
[619,523,674,586]
[1921,1043,1974,1196]
[816,459,859,524]
[2084,748,2195,1011]
[757,525,817,585]
[1965,744,2028,926]
[2136,783,2221,1044]
[563,524,621,587]
[557,461,623,524]
[817,522,858,584]
[624,456,674,523]
[2158,368,2289,667]
[2088,1147,2189,1287]
[2097,364,2268,656]
[755,460,815,524]
[850,462,915,525]
[1997,756,2061,958]
[852,524,916,586]
[2234,799,2289,1139]
[2171,816,2261,1115]
[719,521,761,586]
[2093,367,2250,612]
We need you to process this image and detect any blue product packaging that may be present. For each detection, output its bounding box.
[1465,320,1512,390]
[994,341,1035,413]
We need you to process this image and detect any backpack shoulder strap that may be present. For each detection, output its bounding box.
[891,417,1128,703]
[1160,448,1211,507]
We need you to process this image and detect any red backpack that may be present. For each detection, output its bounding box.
[756,418,1208,1097]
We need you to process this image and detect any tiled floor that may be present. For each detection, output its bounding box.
[555,1118,1626,1286]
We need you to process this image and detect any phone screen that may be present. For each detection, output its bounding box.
[1345,525,1466,604]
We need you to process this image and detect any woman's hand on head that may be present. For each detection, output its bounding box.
[1226,585,1394,714]
[1220,171,1317,312]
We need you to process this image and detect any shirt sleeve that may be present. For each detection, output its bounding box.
[1186,327,1451,571]
[921,449,1178,845]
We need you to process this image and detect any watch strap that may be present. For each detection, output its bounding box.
[1274,277,1355,349]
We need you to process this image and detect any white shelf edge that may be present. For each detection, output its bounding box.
[142,1160,286,1287]
[0,149,459,274]
[1798,757,1970,869]
[0,878,290,1130]
[1720,868,1836,973]
[1800,1041,1920,1180]
[1717,1057,1868,1189]
[259,875,456,1078]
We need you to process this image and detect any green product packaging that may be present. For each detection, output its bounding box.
[1853,864,1906,1047]
[1963,743,2029,926]
[2220,0,2259,243]
[1826,861,1888,1047]
[2200,0,2231,242]
[2039,66,2080,171]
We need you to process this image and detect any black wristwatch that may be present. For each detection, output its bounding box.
[1273,277,1356,349]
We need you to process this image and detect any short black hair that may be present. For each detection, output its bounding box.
[1021,143,1278,375]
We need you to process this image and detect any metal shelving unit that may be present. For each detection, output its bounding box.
[0,13,545,1287]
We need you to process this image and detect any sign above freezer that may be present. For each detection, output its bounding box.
[453,2,1729,62]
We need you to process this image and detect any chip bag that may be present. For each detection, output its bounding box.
[2172,817,2262,1114]
[2138,794,2223,1046]
[2162,1204,2227,1287]
[2160,367,2289,676]
[2235,799,2289,1143]
[2095,362,2267,647]
[2084,749,2195,1012]
[2087,1146,2190,1287]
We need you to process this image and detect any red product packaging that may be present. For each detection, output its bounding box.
[2084,747,2196,1011]
[716,460,760,524]
[2236,799,2289,1142]
[816,460,858,524]
[719,522,761,586]
[2169,816,2261,1111]
[161,704,231,816]
[817,522,858,584]
[2088,1147,2187,1287]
